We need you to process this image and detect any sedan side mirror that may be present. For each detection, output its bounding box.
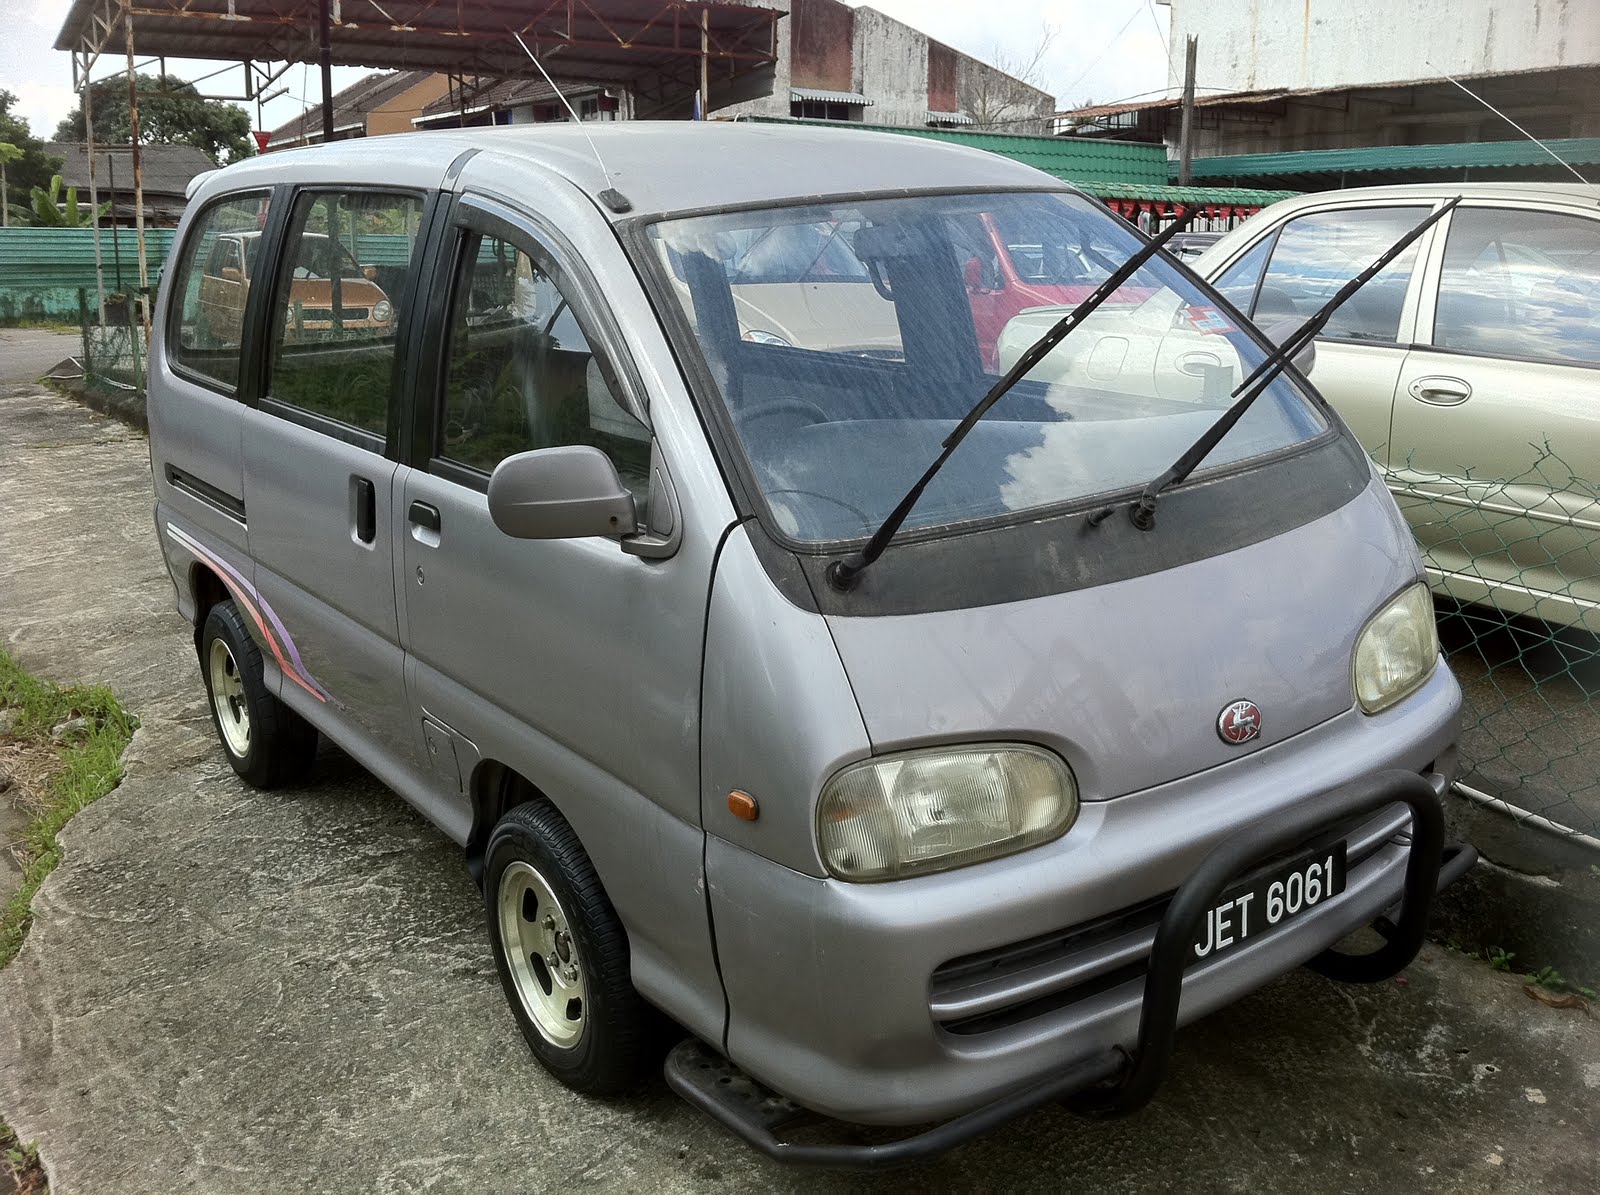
[1260,318,1316,377]
[488,445,638,541]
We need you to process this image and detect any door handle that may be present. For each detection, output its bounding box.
[353,477,376,544]
[1408,376,1472,405]
[409,500,442,533]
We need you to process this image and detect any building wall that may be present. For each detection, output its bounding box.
[1168,0,1600,94]
[367,74,453,136]
[716,0,1054,131]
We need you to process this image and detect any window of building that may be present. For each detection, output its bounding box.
[790,99,865,122]
[167,191,272,390]
[1433,207,1600,365]
[264,190,425,445]
[437,229,651,505]
[1252,206,1428,343]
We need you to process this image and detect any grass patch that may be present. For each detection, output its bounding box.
[0,645,135,969]
[1,1119,46,1194]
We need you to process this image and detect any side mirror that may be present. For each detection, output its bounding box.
[1260,317,1316,377]
[487,446,638,541]
[361,264,378,281]
[963,256,985,293]
[220,267,244,284]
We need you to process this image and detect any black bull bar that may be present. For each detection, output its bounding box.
[665,769,1477,1169]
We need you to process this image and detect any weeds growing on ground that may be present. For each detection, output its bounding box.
[0,645,134,968]
[1,1115,45,1193]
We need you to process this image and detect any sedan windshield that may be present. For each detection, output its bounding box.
[646,191,1328,545]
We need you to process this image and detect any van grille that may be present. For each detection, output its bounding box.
[297,306,370,322]
[928,802,1413,1036]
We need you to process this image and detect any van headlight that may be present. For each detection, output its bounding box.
[372,299,394,323]
[1353,582,1439,714]
[817,744,1078,882]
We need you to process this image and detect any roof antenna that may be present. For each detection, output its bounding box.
[1425,59,1597,194]
[512,29,632,213]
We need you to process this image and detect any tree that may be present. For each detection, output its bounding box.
[0,142,21,227]
[55,74,254,166]
[27,174,111,228]
[0,91,62,222]
[966,24,1059,133]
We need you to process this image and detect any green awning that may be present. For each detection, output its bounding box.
[1183,137,1600,182]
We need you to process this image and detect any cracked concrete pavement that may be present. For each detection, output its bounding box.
[0,380,1597,1193]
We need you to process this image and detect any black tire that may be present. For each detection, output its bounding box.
[484,799,651,1095]
[199,599,318,788]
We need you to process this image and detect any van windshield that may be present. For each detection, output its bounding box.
[645,191,1328,545]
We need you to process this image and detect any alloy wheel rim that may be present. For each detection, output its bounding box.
[207,638,251,758]
[497,859,588,1048]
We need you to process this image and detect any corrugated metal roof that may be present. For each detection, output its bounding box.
[925,111,974,126]
[1080,182,1300,205]
[1187,137,1600,181]
[741,116,1170,186]
[790,88,873,106]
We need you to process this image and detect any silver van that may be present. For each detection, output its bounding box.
[149,125,1469,1166]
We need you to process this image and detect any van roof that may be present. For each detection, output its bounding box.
[203,121,1064,219]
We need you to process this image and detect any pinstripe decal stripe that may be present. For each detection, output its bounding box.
[167,523,331,704]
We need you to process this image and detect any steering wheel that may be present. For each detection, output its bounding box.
[733,398,828,432]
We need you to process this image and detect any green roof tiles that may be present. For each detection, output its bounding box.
[1185,137,1600,181]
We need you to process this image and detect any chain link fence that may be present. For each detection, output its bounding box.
[75,288,151,395]
[1393,446,1600,843]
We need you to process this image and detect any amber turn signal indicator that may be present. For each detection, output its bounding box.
[727,790,759,821]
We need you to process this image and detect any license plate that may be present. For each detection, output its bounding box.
[1192,842,1348,962]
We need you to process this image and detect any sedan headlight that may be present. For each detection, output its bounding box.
[1353,582,1439,714]
[372,299,394,323]
[741,328,790,346]
[817,744,1078,882]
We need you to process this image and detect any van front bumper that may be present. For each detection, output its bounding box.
[699,665,1464,1137]
[684,765,1471,1167]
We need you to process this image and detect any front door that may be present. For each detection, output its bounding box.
[1388,203,1600,630]
[394,188,718,1022]
[241,186,429,771]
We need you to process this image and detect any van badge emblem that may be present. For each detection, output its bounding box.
[1217,699,1262,745]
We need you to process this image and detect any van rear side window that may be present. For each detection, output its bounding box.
[265,190,424,445]
[167,191,272,391]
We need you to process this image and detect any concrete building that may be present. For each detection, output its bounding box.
[267,70,452,149]
[1058,0,1600,189]
[712,0,1056,132]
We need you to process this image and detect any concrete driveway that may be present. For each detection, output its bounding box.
[0,328,81,388]
[1,384,1597,1194]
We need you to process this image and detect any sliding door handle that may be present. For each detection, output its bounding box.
[353,477,376,544]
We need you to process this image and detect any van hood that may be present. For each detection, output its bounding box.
[821,476,1424,800]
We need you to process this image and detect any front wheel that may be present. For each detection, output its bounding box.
[484,799,652,1095]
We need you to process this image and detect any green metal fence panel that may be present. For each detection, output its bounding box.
[0,228,176,323]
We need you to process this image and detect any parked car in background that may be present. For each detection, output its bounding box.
[194,229,395,346]
[1196,184,1600,633]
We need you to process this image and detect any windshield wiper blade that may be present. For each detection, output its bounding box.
[1121,197,1461,533]
[826,207,1200,591]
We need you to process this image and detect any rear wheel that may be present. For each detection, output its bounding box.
[484,799,651,1095]
[199,599,317,788]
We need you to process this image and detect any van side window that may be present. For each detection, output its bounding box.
[167,192,271,390]
[1433,207,1600,365]
[1252,206,1428,343]
[437,231,651,505]
[265,190,424,443]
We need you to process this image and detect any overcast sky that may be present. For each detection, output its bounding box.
[4,0,1171,144]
